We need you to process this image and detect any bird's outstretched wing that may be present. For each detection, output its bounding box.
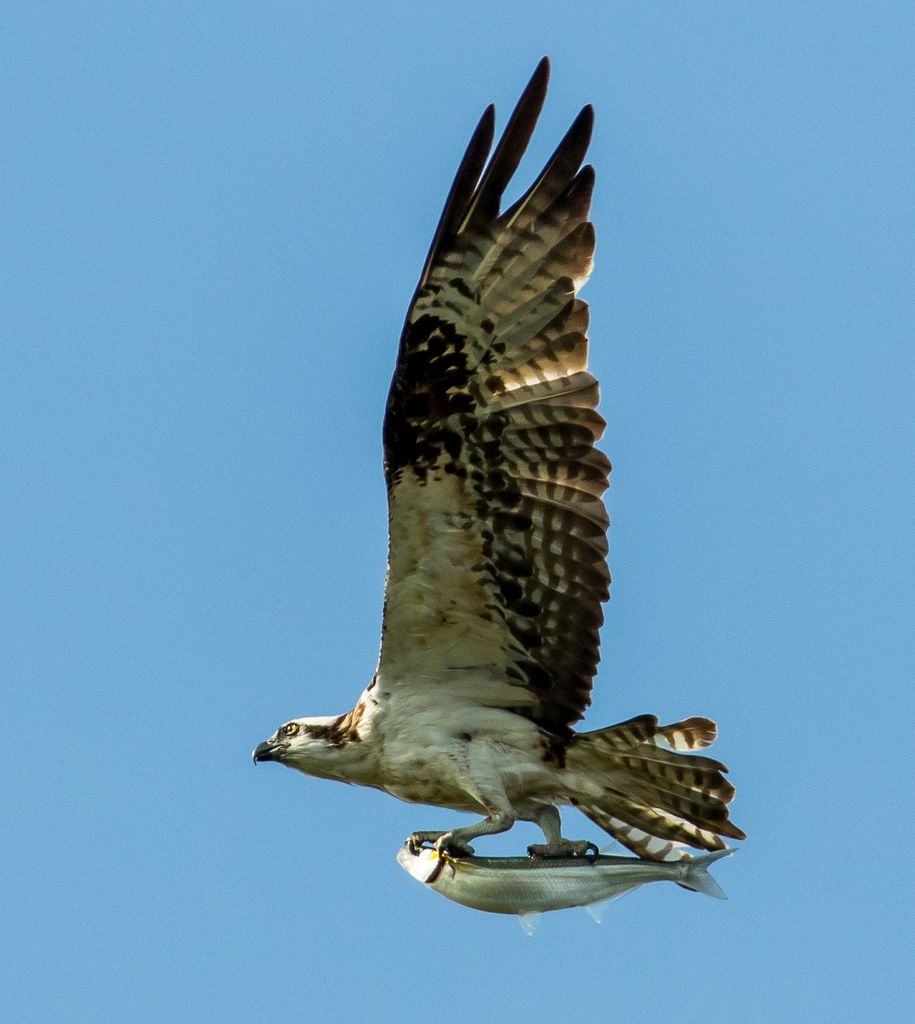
[379,59,609,736]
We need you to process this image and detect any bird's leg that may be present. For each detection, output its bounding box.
[407,812,516,858]
[527,805,598,859]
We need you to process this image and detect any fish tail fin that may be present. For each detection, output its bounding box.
[679,847,733,899]
[568,714,746,861]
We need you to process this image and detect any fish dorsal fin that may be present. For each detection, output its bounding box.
[518,912,541,936]
[598,841,622,855]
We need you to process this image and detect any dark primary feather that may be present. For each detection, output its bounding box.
[381,59,610,736]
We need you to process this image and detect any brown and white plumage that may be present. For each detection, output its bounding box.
[253,59,744,864]
[381,59,606,737]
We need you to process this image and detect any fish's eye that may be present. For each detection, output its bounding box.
[281,722,299,738]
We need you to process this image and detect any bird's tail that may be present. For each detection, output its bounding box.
[566,714,746,861]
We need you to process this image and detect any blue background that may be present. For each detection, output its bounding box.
[3,3,912,1021]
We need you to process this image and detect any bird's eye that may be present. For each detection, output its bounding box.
[281,722,300,737]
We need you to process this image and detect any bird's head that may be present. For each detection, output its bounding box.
[252,715,354,777]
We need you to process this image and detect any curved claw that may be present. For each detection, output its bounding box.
[407,831,446,855]
[435,834,475,858]
[406,829,478,858]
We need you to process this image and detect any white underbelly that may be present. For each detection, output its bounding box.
[374,702,561,814]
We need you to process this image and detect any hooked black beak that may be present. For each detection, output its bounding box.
[252,739,286,764]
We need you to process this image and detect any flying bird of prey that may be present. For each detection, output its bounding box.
[253,59,745,863]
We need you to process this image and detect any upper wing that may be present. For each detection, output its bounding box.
[378,59,610,735]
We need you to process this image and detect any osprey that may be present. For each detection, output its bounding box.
[253,59,745,863]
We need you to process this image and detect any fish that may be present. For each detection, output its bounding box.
[397,843,733,927]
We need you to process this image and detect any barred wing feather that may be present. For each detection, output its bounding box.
[379,59,610,735]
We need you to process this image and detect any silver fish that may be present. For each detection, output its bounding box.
[397,844,733,923]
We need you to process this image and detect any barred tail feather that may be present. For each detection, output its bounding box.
[568,715,746,862]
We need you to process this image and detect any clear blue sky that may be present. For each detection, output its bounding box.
[3,3,912,1021]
